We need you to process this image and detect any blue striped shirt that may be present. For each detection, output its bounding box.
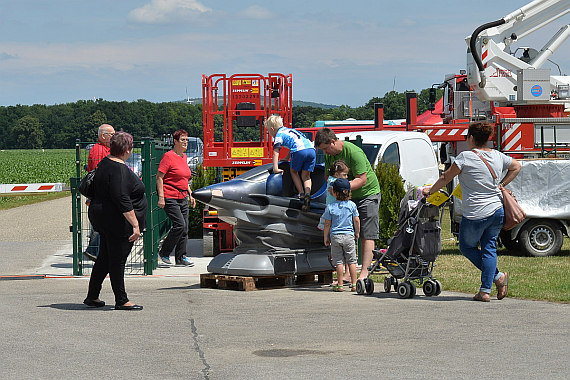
[273,127,313,153]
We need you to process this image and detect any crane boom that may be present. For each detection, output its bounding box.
[466,0,570,104]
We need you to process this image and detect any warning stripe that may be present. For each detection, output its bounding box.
[502,123,522,151]
[0,183,65,194]
[424,128,468,141]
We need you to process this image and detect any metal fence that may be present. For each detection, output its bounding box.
[70,137,172,275]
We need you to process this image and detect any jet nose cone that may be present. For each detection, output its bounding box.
[192,187,212,204]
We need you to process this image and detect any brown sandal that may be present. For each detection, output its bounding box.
[495,272,509,300]
[473,292,490,302]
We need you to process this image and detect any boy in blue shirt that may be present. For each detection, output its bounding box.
[322,178,360,292]
[265,115,316,211]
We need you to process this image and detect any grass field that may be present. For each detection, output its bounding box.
[0,149,76,210]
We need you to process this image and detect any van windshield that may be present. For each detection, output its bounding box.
[361,143,381,165]
[187,140,198,153]
[186,138,203,155]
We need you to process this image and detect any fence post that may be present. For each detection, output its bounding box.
[142,137,155,275]
[73,141,85,275]
[70,176,83,276]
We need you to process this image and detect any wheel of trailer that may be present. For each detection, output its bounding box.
[423,280,437,297]
[409,281,416,298]
[383,277,392,293]
[499,230,519,252]
[397,282,411,299]
[434,280,442,296]
[364,278,374,295]
[519,220,563,257]
[356,279,366,295]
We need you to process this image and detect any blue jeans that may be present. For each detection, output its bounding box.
[459,207,505,293]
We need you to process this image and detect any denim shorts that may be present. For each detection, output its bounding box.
[290,148,316,172]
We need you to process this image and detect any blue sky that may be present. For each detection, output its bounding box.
[1,0,569,107]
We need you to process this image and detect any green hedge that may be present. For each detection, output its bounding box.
[375,162,406,248]
[188,165,218,238]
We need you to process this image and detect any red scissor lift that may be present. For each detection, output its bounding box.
[201,73,293,256]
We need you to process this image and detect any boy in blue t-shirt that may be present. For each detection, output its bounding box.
[265,115,316,211]
[322,178,360,292]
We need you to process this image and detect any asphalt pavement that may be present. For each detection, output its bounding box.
[0,197,568,379]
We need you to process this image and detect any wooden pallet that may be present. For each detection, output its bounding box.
[200,271,333,291]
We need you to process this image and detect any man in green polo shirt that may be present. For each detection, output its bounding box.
[315,128,381,280]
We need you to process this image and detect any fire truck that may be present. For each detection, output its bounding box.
[316,1,570,256]
[406,0,570,256]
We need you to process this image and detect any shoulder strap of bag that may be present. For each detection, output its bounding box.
[165,182,189,195]
[472,149,497,181]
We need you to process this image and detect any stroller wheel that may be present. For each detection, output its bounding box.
[409,282,416,298]
[355,279,366,295]
[383,277,392,293]
[434,280,442,296]
[397,282,412,299]
[423,280,437,297]
[364,278,374,295]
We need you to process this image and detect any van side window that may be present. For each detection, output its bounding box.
[381,142,400,167]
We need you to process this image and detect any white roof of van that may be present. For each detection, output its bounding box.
[336,130,431,144]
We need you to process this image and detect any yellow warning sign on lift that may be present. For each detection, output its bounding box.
[248,147,264,157]
[231,147,265,158]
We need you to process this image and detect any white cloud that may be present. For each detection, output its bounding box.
[0,52,18,61]
[128,0,211,24]
[238,5,275,20]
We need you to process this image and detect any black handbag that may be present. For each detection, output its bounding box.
[78,168,96,198]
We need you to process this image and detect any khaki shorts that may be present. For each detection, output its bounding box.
[353,192,380,240]
[330,234,357,266]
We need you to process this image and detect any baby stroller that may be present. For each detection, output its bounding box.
[356,187,448,298]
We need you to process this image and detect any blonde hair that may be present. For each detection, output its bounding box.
[264,114,283,132]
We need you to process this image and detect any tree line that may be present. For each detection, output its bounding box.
[0,88,441,149]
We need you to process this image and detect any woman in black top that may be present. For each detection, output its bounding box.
[84,132,147,311]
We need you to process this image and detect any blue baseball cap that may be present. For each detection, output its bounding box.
[332,178,350,192]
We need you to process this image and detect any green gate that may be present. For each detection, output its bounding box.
[70,137,172,275]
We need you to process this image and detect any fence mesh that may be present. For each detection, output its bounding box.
[71,138,172,276]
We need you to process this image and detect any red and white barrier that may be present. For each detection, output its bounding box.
[0,183,66,194]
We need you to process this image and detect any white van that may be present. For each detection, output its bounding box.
[335,130,440,189]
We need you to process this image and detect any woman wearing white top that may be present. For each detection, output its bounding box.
[423,122,521,302]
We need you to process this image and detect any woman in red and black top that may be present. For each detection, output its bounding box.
[156,130,196,266]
